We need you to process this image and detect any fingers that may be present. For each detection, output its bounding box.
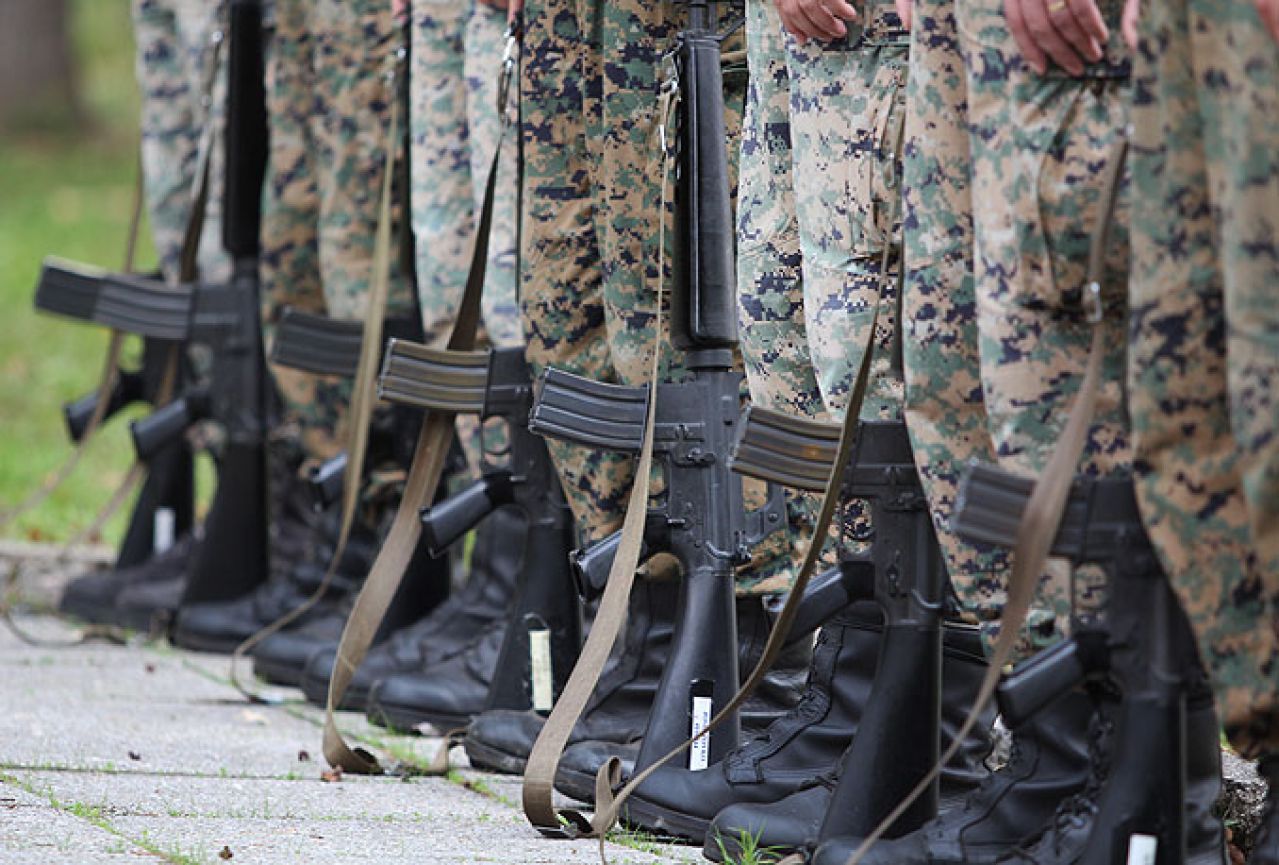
[1065,0,1108,56]
[1259,0,1279,44]
[775,0,857,44]
[1121,0,1141,49]
[1006,0,1051,74]
[896,0,913,28]
[1016,0,1092,74]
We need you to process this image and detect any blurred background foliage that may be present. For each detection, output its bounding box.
[0,0,211,546]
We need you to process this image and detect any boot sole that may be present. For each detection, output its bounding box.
[366,700,473,736]
[552,766,596,804]
[620,796,710,845]
[301,676,370,712]
[252,656,305,688]
[171,626,251,655]
[463,739,528,776]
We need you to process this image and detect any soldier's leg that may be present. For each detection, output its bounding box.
[963,0,1131,632]
[736,0,827,577]
[786,9,906,425]
[132,0,228,283]
[299,0,410,465]
[259,0,335,463]
[410,0,472,349]
[463,1,521,350]
[172,0,230,283]
[1129,0,1279,757]
[899,0,1021,650]
[519,0,613,542]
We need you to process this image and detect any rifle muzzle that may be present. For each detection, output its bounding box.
[131,392,209,460]
[63,372,144,442]
[420,471,515,556]
[996,628,1110,728]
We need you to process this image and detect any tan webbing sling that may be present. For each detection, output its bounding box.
[231,56,407,699]
[833,136,1132,865]
[321,39,519,771]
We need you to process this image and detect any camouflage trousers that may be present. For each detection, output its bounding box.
[411,0,520,350]
[132,0,230,284]
[520,0,788,593]
[963,0,1132,639]
[410,0,522,481]
[898,0,1124,656]
[1128,0,1279,757]
[260,0,412,464]
[735,0,906,571]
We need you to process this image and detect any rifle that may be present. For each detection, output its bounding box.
[730,406,951,837]
[33,263,196,567]
[527,1,786,772]
[266,307,453,639]
[271,307,427,510]
[954,464,1196,863]
[126,0,272,605]
[379,339,580,714]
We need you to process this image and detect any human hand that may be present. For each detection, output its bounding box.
[1121,0,1140,48]
[896,0,912,29]
[1258,0,1279,43]
[1005,0,1108,75]
[774,0,860,45]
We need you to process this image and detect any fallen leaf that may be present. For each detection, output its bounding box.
[238,709,267,726]
[297,750,311,763]
[127,751,141,761]
[218,846,233,860]
[320,767,343,783]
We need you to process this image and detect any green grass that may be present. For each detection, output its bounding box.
[0,0,165,546]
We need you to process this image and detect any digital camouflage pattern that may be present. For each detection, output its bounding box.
[411,0,520,351]
[1128,0,1279,757]
[899,0,1113,657]
[410,1,523,483]
[260,0,411,464]
[736,0,906,572]
[961,0,1131,635]
[132,0,230,284]
[519,0,789,593]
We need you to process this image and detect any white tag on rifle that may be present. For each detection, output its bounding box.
[529,627,553,713]
[154,507,175,554]
[689,695,713,771]
[1126,834,1157,865]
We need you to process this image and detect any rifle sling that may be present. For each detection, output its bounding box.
[838,137,1130,865]
[320,106,511,773]
[3,27,224,542]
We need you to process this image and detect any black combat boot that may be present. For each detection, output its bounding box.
[1252,757,1279,865]
[808,688,1092,865]
[365,620,508,732]
[171,472,378,653]
[296,506,525,708]
[250,524,452,687]
[461,583,811,779]
[995,688,1225,865]
[621,604,882,842]
[58,533,196,627]
[701,623,993,860]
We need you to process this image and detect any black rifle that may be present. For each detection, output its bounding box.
[730,406,951,838]
[528,1,786,771]
[127,0,271,605]
[268,307,452,636]
[954,464,1196,864]
[379,340,580,714]
[271,307,427,510]
[33,263,196,568]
